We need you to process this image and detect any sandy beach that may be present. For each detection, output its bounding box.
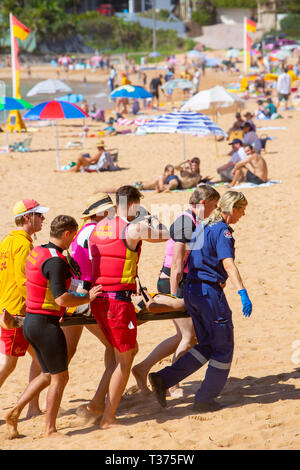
[0,56,300,450]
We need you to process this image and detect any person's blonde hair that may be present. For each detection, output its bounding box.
[204,191,248,226]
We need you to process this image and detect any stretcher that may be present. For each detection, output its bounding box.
[61,291,189,326]
[61,309,189,326]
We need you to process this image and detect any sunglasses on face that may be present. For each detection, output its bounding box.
[29,212,43,218]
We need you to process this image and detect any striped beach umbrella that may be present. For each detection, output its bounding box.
[138,111,226,158]
[24,100,88,169]
[139,111,225,136]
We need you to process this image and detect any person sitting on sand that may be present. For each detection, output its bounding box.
[175,157,210,188]
[217,138,247,183]
[141,164,182,193]
[71,140,113,172]
[100,164,182,194]
[264,98,278,118]
[228,144,268,187]
[226,112,244,138]
[242,122,262,154]
[243,112,256,131]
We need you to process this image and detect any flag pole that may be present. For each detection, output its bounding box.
[243,17,247,75]
[9,13,16,98]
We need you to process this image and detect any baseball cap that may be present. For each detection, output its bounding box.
[13,199,50,218]
[228,138,243,145]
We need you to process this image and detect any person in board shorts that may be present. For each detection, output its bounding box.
[84,185,169,429]
[0,199,49,418]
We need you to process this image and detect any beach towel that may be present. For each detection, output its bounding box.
[257,126,286,131]
[224,180,282,190]
[170,180,282,192]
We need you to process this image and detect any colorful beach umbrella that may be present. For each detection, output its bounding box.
[0,97,34,151]
[110,85,152,99]
[138,111,226,158]
[23,100,88,170]
[0,96,33,111]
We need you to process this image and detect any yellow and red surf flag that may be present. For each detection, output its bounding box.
[243,17,257,73]
[245,18,257,34]
[10,14,30,99]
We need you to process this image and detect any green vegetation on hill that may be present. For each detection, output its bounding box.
[280,14,300,38]
[0,2,195,55]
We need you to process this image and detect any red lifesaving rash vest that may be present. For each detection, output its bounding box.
[25,246,72,317]
[89,215,142,292]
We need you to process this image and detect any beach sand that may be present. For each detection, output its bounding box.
[0,58,300,450]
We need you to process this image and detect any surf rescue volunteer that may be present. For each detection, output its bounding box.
[5,215,102,439]
[0,199,49,419]
[86,185,169,429]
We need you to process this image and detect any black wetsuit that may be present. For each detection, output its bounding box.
[23,242,72,374]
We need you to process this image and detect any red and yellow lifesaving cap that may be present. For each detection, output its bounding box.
[13,199,49,218]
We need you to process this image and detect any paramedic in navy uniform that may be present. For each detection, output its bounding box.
[149,190,253,413]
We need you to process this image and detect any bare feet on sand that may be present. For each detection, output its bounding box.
[45,430,68,438]
[6,409,20,439]
[132,365,152,395]
[76,404,103,424]
[26,407,43,419]
[99,417,120,430]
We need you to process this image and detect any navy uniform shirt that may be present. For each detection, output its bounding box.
[187,220,235,284]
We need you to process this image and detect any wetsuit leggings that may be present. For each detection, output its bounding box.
[23,313,68,374]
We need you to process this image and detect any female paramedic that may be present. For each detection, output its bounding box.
[149,190,253,413]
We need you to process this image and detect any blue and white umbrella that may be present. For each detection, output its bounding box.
[110,85,152,99]
[138,111,226,158]
[139,111,225,136]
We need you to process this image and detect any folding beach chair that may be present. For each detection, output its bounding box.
[65,131,87,149]
[10,136,32,152]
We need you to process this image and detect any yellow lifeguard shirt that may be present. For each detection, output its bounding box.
[287,69,298,85]
[0,230,33,316]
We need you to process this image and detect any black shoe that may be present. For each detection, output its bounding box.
[149,373,167,408]
[192,400,226,413]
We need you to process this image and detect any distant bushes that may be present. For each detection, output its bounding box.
[280,14,300,38]
[75,11,193,53]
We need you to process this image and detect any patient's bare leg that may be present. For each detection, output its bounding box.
[0,309,24,329]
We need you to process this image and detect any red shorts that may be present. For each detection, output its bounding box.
[0,327,29,357]
[91,297,137,353]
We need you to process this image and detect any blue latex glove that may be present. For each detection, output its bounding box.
[238,289,252,317]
